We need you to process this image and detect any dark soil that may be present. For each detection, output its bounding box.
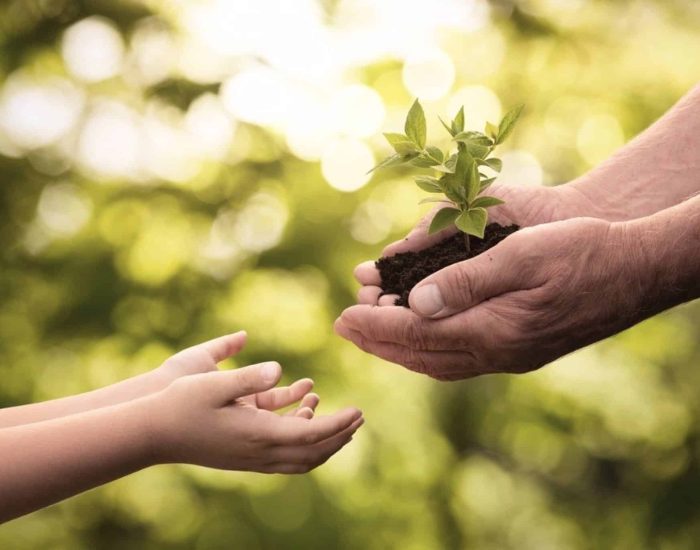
[376,223,519,307]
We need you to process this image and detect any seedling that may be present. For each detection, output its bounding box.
[371,99,523,252]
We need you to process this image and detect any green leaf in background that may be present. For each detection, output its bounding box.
[414,175,442,193]
[428,207,460,234]
[471,195,505,208]
[451,106,465,135]
[455,207,487,238]
[405,99,426,148]
[383,132,421,155]
[496,104,524,144]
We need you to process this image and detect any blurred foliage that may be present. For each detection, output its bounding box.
[1,0,700,548]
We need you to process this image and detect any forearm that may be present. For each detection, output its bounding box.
[0,368,172,429]
[0,397,156,523]
[623,193,700,317]
[566,83,700,221]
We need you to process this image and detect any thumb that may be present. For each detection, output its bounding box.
[210,362,282,404]
[408,238,523,319]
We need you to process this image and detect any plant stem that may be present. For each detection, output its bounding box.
[463,233,471,253]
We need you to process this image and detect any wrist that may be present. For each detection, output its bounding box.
[132,393,170,467]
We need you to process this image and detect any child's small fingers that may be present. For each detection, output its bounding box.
[293,407,315,419]
[300,392,320,411]
[266,417,363,466]
[268,408,362,446]
[256,378,314,410]
[188,331,248,363]
[357,285,382,305]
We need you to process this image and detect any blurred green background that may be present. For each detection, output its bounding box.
[1,0,700,548]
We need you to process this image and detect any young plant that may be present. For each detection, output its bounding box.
[371,99,524,252]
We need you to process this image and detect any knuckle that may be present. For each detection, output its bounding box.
[444,265,476,307]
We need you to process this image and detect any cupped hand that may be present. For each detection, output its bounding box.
[337,217,646,380]
[148,334,363,473]
[354,183,589,305]
[153,332,318,416]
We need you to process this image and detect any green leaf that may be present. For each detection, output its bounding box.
[496,104,524,144]
[414,176,442,193]
[453,131,493,159]
[405,99,426,148]
[425,145,444,163]
[410,155,439,168]
[471,196,505,208]
[433,164,455,174]
[453,131,492,146]
[428,207,460,235]
[439,116,456,137]
[439,173,465,204]
[455,208,487,238]
[466,161,481,203]
[368,153,418,173]
[476,157,503,172]
[443,153,458,172]
[485,121,498,140]
[419,197,453,205]
[451,106,465,135]
[479,177,496,192]
[383,132,421,155]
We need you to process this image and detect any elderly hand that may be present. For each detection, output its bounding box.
[336,216,648,380]
[353,183,591,305]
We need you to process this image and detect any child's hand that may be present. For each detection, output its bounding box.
[146,334,363,474]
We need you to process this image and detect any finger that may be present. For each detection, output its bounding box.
[336,324,479,381]
[192,331,248,363]
[256,378,313,411]
[267,417,363,465]
[378,294,399,306]
[408,235,530,319]
[284,393,320,418]
[267,408,362,446]
[209,362,282,404]
[300,392,320,412]
[336,306,467,351]
[354,261,381,286]
[357,285,382,305]
[337,305,426,347]
[383,206,458,257]
[293,407,315,419]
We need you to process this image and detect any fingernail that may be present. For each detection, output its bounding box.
[261,362,280,383]
[410,284,445,317]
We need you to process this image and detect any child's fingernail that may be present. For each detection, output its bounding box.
[260,362,281,383]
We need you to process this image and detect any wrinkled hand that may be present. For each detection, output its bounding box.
[148,334,363,473]
[336,217,645,380]
[354,183,588,305]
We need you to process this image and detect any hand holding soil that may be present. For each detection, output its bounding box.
[336,206,700,380]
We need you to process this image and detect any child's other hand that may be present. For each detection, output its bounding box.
[147,334,363,474]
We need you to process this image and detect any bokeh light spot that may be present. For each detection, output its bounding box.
[321,138,374,192]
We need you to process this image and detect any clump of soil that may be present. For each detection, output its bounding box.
[376,223,519,307]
